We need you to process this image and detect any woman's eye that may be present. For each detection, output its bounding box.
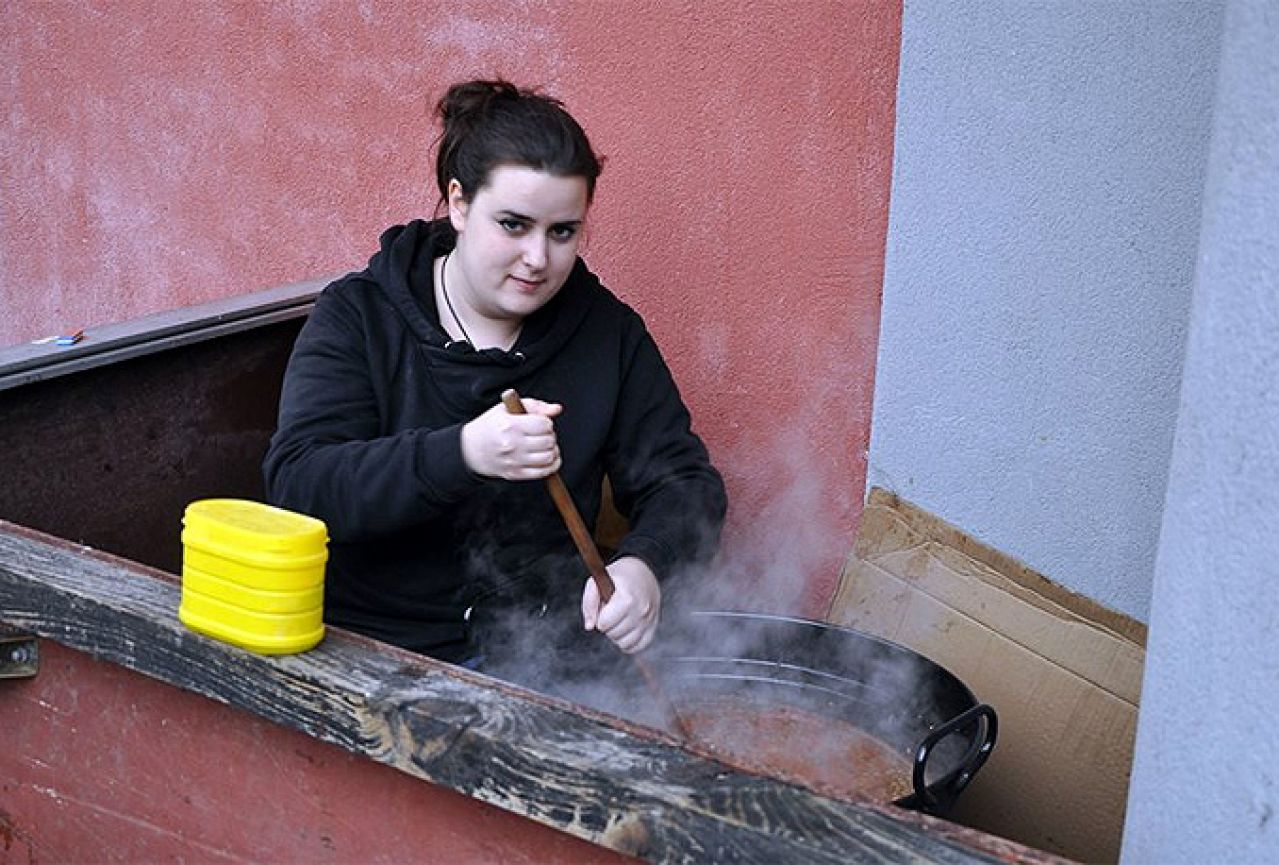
[498,218,526,233]
[550,225,579,241]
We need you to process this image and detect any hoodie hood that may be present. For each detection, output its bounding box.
[365,218,601,409]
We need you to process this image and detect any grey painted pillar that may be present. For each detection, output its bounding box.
[869,2,1221,622]
[1122,1,1279,861]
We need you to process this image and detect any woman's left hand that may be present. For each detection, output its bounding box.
[582,556,661,654]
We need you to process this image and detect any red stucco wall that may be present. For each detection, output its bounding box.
[1,3,901,615]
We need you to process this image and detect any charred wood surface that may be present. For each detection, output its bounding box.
[0,520,1065,865]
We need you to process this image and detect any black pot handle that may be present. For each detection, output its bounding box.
[907,703,998,814]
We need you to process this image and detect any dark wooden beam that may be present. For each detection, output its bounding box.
[0,520,1063,864]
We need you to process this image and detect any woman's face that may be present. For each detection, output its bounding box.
[448,164,589,326]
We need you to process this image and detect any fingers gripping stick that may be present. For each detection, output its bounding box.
[500,389,614,599]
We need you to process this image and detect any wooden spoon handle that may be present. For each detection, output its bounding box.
[499,388,692,741]
[500,389,615,600]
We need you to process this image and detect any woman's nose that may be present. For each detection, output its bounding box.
[522,234,548,270]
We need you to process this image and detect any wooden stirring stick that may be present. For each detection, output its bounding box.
[500,389,692,741]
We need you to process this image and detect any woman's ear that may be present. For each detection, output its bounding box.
[447,179,468,232]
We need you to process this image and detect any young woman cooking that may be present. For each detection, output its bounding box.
[263,80,726,682]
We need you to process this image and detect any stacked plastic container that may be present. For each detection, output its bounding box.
[178,499,329,654]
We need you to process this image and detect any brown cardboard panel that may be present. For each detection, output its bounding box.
[830,491,1146,864]
[866,545,1143,704]
[836,559,1136,863]
[857,489,1147,645]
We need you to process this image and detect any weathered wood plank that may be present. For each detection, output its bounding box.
[0,520,1063,864]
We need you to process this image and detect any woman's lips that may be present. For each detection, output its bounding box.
[509,275,545,292]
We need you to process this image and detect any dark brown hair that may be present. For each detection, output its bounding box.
[434,79,603,208]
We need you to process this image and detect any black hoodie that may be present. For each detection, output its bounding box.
[263,219,726,661]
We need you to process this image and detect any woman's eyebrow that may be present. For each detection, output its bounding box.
[495,209,582,227]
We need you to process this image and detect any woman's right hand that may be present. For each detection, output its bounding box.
[460,397,563,480]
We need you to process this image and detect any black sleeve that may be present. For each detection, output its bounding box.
[262,285,481,541]
[605,317,727,579]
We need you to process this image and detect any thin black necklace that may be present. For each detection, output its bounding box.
[439,251,474,348]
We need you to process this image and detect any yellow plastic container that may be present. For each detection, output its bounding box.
[178,499,328,654]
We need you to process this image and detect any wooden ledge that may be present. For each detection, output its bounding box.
[0,519,1062,864]
[0,275,333,393]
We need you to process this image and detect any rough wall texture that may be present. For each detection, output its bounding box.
[1,2,902,614]
[1122,0,1279,860]
[868,1,1223,621]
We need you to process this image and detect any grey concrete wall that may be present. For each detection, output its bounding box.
[1122,0,1279,859]
[869,2,1223,621]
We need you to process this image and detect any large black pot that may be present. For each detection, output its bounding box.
[652,611,997,815]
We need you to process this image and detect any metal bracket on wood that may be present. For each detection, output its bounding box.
[0,633,38,679]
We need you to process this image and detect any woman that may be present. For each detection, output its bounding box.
[263,80,726,678]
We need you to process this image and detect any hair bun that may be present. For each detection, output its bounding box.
[438,79,521,125]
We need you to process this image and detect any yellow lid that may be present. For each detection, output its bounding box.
[183,499,327,558]
[182,544,326,591]
[182,562,324,613]
[179,590,325,655]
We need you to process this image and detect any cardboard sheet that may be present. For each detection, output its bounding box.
[828,489,1146,864]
